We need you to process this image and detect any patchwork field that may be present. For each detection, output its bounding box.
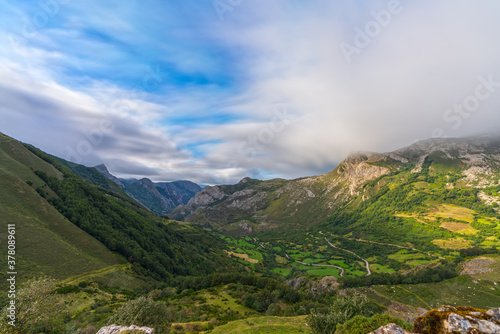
[432,238,473,250]
[440,221,478,235]
[426,204,476,223]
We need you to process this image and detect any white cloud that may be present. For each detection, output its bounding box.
[1,0,500,184]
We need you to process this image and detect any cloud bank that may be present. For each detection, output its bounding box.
[1,0,500,184]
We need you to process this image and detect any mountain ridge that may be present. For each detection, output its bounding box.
[94,164,202,215]
[170,136,500,235]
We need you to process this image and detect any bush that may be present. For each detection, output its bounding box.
[56,285,80,294]
[0,278,69,334]
[307,293,375,334]
[108,296,170,333]
[335,314,413,334]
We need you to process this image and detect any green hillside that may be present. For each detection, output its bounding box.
[0,133,136,290]
[2,134,499,333]
[0,133,240,287]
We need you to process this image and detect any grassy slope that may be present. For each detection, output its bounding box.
[361,254,500,315]
[210,316,311,334]
[0,133,144,289]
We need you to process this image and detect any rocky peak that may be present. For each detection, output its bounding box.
[94,164,124,187]
[239,176,253,184]
[333,151,392,196]
[135,178,156,189]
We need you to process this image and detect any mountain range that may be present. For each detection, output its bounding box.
[1,132,499,333]
[94,164,201,216]
[170,136,500,236]
[0,132,238,289]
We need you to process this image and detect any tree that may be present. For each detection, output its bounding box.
[307,293,375,334]
[107,297,170,334]
[0,278,69,334]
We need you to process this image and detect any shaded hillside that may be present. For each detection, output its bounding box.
[0,133,132,289]
[0,133,239,284]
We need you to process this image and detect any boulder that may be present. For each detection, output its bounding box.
[413,306,500,334]
[97,324,155,334]
[369,323,412,333]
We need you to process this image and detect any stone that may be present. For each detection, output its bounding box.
[369,323,412,334]
[97,325,155,334]
[414,306,500,334]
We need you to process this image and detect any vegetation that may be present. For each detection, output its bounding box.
[307,293,379,334]
[108,297,170,333]
[335,314,413,334]
[0,279,69,334]
[25,144,240,281]
[2,133,500,333]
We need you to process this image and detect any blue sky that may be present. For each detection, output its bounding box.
[1,0,500,184]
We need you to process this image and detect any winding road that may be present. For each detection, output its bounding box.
[324,237,371,276]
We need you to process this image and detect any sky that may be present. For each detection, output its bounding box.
[1,0,500,185]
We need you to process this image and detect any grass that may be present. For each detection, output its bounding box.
[471,253,500,282]
[431,238,472,250]
[225,251,259,264]
[0,136,150,292]
[440,221,478,235]
[370,264,396,273]
[426,204,476,223]
[408,260,432,267]
[198,288,257,316]
[273,268,292,276]
[388,250,427,262]
[307,268,341,276]
[210,316,311,334]
[328,259,349,267]
[372,275,500,310]
[367,253,500,311]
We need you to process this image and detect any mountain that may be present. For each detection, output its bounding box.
[94,164,201,215]
[0,133,239,286]
[2,132,500,333]
[0,133,135,290]
[170,136,500,236]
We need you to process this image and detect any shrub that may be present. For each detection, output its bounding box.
[0,278,69,334]
[108,296,170,333]
[307,293,375,334]
[335,314,413,334]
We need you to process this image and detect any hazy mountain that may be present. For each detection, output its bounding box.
[94,164,202,215]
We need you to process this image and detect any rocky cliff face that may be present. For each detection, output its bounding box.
[170,150,400,234]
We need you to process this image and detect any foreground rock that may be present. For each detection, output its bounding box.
[413,306,500,333]
[97,325,155,334]
[369,323,412,333]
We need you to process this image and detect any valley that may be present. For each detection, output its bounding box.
[1,133,500,333]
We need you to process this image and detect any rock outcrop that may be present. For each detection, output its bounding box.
[369,323,412,334]
[97,324,155,334]
[413,306,500,334]
[368,306,500,334]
